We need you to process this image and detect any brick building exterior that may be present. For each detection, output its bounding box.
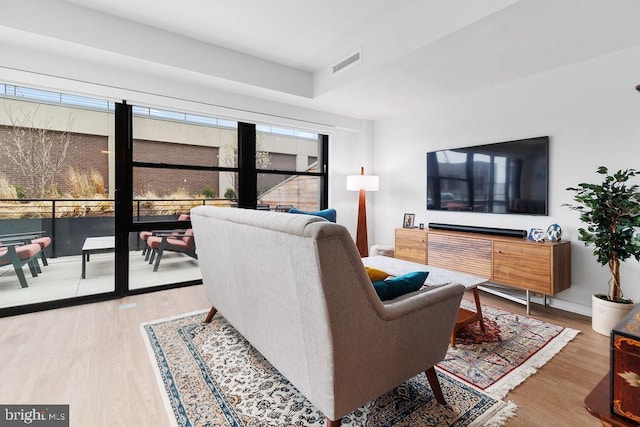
[0,125,304,200]
[0,96,318,204]
[0,125,108,197]
[133,139,220,197]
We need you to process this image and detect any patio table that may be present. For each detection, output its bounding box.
[81,236,115,279]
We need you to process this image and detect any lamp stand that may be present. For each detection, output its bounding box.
[347,166,378,258]
[356,187,368,257]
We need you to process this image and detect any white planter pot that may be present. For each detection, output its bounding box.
[591,294,636,336]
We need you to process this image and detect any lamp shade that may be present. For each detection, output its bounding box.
[347,174,379,191]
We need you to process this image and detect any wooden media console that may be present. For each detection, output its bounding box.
[395,227,571,313]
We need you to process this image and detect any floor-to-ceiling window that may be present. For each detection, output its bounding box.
[0,83,329,316]
[125,109,329,292]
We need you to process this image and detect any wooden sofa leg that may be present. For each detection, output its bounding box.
[425,367,446,405]
[203,306,217,323]
[326,418,342,426]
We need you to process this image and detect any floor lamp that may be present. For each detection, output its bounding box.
[347,167,379,257]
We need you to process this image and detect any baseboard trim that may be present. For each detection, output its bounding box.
[546,298,591,318]
[478,283,591,318]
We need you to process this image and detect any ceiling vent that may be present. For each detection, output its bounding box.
[332,49,361,75]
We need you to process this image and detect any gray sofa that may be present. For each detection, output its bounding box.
[190,206,465,426]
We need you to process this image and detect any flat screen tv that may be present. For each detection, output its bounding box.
[426,136,549,215]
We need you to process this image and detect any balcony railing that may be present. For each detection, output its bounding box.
[0,198,234,257]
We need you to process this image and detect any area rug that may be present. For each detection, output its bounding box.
[142,310,516,427]
[443,300,580,400]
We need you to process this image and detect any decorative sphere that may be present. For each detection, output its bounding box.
[546,223,562,241]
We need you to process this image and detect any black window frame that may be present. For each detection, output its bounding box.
[0,99,329,317]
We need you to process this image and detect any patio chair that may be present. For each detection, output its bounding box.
[0,242,42,288]
[0,232,52,266]
[31,235,52,266]
[146,229,196,272]
[139,214,190,258]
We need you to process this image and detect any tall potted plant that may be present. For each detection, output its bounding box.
[565,166,640,335]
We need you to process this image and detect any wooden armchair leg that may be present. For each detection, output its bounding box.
[425,367,446,405]
[326,418,342,427]
[203,306,217,323]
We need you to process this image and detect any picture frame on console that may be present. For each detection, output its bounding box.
[403,213,415,229]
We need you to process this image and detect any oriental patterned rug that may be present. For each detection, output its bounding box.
[443,300,580,400]
[141,303,577,426]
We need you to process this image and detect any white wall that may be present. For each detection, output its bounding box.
[329,122,375,244]
[372,45,640,316]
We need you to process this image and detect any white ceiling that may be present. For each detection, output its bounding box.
[9,0,640,120]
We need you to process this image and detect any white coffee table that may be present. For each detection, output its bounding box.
[81,236,115,279]
[362,255,489,347]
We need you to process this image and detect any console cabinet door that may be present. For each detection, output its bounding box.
[493,241,551,293]
[394,229,427,264]
[428,233,492,278]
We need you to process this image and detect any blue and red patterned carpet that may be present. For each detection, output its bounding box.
[141,302,577,426]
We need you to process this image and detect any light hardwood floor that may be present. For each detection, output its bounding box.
[0,286,608,426]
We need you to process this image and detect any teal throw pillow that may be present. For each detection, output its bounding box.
[288,208,337,223]
[372,271,429,301]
